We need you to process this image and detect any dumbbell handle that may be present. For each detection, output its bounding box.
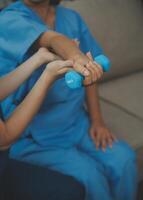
[65,55,111,89]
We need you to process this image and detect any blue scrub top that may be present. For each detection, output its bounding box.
[0,1,103,150]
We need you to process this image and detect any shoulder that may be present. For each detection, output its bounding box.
[0,1,46,33]
[0,1,34,21]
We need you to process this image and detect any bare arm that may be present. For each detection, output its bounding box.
[38,32,93,78]
[86,83,117,152]
[85,53,117,151]
[0,71,53,150]
[0,48,56,101]
[39,32,84,60]
[86,84,104,125]
[0,59,72,150]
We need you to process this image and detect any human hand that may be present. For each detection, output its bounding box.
[72,52,103,86]
[45,60,73,80]
[90,123,117,151]
[36,47,61,66]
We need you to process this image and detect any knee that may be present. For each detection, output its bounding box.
[106,141,137,181]
[113,140,136,162]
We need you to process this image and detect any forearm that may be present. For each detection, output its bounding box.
[0,53,44,101]
[39,32,85,60]
[86,84,104,125]
[0,71,53,149]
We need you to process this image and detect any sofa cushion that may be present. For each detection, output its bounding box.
[99,71,143,120]
[100,100,143,180]
[64,0,143,80]
[100,100,143,149]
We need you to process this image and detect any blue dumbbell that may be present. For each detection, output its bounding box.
[65,54,111,89]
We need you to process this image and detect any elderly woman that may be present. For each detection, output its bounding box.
[0,0,137,200]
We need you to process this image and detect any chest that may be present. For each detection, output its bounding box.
[45,7,80,40]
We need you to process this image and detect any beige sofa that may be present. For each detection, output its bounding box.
[64,0,143,182]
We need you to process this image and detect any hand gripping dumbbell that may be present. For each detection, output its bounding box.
[65,54,111,89]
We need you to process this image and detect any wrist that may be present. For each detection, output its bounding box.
[42,70,55,85]
[34,51,50,67]
[36,54,48,65]
[70,53,86,62]
[90,116,105,127]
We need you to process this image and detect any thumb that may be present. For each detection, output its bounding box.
[58,67,73,75]
[58,60,73,69]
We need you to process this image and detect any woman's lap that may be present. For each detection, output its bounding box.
[9,134,137,200]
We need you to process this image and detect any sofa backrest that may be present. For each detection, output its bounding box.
[64,0,143,80]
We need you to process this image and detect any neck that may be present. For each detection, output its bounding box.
[23,0,51,21]
[23,0,56,28]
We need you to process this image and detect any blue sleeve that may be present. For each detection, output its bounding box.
[0,11,48,117]
[77,14,103,58]
[0,12,48,64]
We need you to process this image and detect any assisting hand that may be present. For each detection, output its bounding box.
[35,47,61,68]
[45,60,73,80]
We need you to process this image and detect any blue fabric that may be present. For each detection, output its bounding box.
[10,136,137,200]
[0,0,103,147]
[0,1,137,199]
[0,1,48,116]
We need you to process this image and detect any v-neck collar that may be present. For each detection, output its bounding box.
[20,0,58,29]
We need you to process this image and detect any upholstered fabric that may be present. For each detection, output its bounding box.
[99,99,143,149]
[64,0,143,80]
[99,72,143,119]
[65,0,143,182]
[100,100,143,180]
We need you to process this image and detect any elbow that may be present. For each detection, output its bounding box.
[0,136,11,150]
[40,31,65,48]
[0,145,10,151]
[0,127,14,150]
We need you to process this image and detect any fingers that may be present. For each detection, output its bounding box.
[81,52,103,86]
[107,136,113,148]
[72,52,103,86]
[86,52,98,83]
[90,129,117,152]
[53,54,62,61]
[58,67,73,75]
[58,60,73,68]
[73,62,90,77]
[86,62,97,82]
[95,134,100,150]
[83,62,103,86]
[90,61,103,80]
[111,133,118,142]
[56,60,73,75]
[90,130,100,150]
[101,136,107,152]
[94,133,107,151]
[51,60,73,68]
